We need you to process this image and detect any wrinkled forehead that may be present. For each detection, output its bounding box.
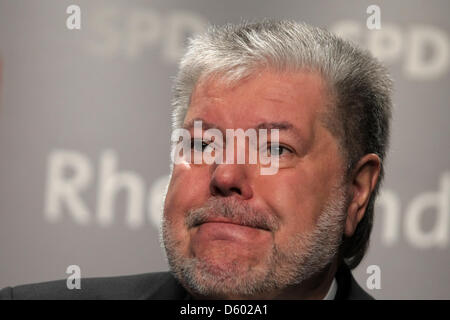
[184,69,333,134]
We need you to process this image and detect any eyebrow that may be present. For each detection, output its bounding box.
[256,121,294,131]
[183,118,224,131]
[183,118,301,137]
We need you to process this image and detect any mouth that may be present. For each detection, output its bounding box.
[193,218,271,232]
[191,218,272,245]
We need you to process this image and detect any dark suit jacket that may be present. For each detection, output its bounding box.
[0,264,373,300]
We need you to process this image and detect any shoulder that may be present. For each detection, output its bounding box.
[347,275,374,300]
[0,271,188,300]
[335,263,374,300]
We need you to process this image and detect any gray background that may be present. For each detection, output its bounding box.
[0,0,449,299]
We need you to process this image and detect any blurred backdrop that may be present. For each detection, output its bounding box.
[0,0,449,299]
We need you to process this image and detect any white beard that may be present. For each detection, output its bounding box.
[161,181,348,298]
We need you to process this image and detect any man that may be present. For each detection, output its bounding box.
[0,20,392,300]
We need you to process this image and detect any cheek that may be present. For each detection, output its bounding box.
[164,164,211,226]
[255,170,327,241]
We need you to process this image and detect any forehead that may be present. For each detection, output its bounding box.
[186,69,330,131]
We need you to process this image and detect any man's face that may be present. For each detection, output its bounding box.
[162,70,348,299]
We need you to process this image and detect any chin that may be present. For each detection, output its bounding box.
[173,253,278,299]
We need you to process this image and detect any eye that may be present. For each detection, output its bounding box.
[190,138,210,152]
[269,144,293,157]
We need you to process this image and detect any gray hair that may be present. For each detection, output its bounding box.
[170,19,393,269]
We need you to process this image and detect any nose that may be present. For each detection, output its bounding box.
[209,164,253,199]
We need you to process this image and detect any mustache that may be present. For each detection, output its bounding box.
[185,198,280,232]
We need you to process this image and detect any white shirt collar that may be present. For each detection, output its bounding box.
[322,278,338,300]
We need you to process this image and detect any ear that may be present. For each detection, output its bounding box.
[345,153,381,237]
